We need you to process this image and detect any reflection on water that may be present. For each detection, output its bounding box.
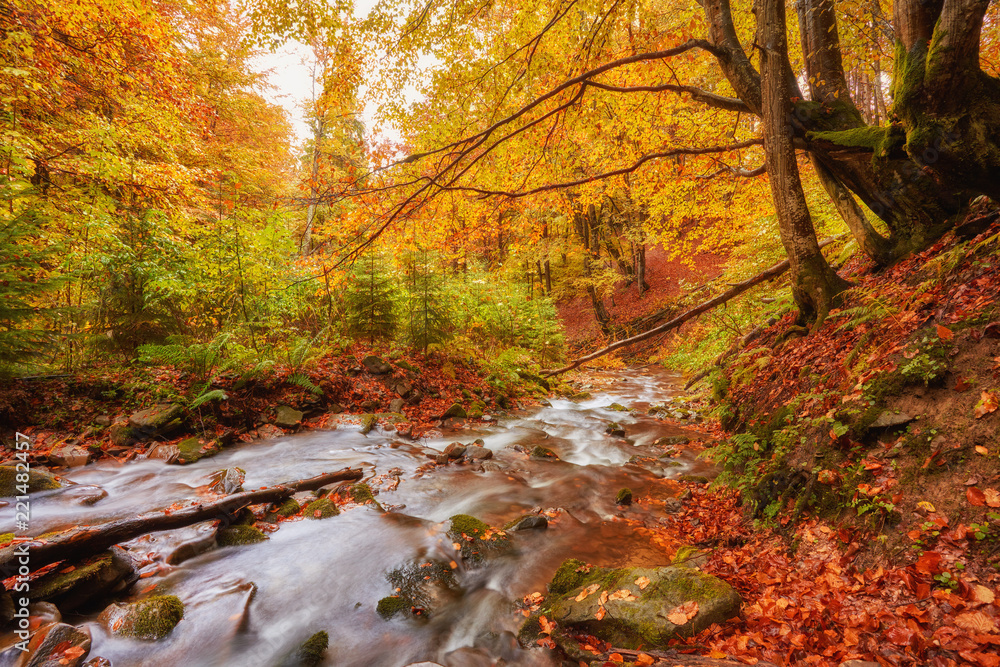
[4,367,715,666]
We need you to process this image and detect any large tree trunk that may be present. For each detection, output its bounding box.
[757,0,849,323]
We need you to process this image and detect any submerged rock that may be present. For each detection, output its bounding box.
[615,488,633,506]
[447,515,512,565]
[99,595,184,640]
[379,559,461,620]
[217,525,268,546]
[521,561,741,654]
[277,631,329,667]
[529,446,560,461]
[207,467,245,495]
[22,622,92,667]
[605,421,626,437]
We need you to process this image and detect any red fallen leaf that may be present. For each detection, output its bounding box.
[936,324,954,341]
[954,376,973,392]
[915,551,943,575]
[975,391,999,419]
[885,623,915,646]
[968,486,987,507]
[63,646,86,660]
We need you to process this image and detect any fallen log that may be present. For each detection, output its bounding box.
[542,236,844,377]
[606,647,780,667]
[1,467,363,572]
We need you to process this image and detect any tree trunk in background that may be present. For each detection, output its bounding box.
[757,0,849,323]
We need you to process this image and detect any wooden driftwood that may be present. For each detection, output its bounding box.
[1,467,363,571]
[543,236,844,377]
[606,646,781,667]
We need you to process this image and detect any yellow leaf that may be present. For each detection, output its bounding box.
[973,585,996,605]
[955,611,997,633]
[595,606,606,620]
[634,575,650,590]
[916,501,936,513]
[608,588,637,602]
[976,445,989,455]
[575,583,601,602]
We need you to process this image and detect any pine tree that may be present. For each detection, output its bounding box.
[402,248,451,356]
[343,253,400,344]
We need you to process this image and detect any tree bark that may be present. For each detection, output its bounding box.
[2,468,363,572]
[757,0,849,324]
[810,156,892,265]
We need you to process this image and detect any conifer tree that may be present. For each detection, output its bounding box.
[342,253,400,344]
[402,248,451,356]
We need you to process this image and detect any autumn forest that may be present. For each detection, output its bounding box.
[3,0,1000,665]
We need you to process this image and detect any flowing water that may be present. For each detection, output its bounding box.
[4,366,715,667]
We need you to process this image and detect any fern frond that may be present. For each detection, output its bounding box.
[287,372,322,396]
[190,389,229,409]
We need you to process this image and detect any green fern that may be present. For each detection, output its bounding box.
[190,388,229,409]
[287,372,322,396]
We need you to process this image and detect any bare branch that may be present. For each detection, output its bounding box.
[583,80,751,112]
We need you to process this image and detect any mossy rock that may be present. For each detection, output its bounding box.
[447,514,512,564]
[279,630,329,667]
[217,525,268,546]
[381,558,461,620]
[175,436,220,465]
[0,465,61,497]
[275,405,304,429]
[348,483,382,509]
[677,474,710,484]
[377,595,411,620]
[569,392,592,401]
[529,446,560,460]
[615,488,633,506]
[441,403,467,419]
[521,564,741,652]
[605,422,626,437]
[672,545,709,569]
[606,403,629,412]
[653,436,690,447]
[263,498,301,523]
[468,400,486,419]
[359,413,377,435]
[30,547,137,611]
[100,594,185,640]
[303,497,339,519]
[0,532,12,547]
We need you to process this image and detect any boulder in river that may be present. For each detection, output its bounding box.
[277,631,329,667]
[175,436,221,465]
[207,467,245,494]
[48,442,91,468]
[464,445,493,461]
[447,515,512,565]
[274,406,304,429]
[164,522,219,565]
[378,559,461,620]
[127,403,185,440]
[441,403,467,419]
[20,622,92,667]
[303,497,339,519]
[217,525,269,546]
[615,488,633,506]
[99,595,184,640]
[520,560,741,654]
[262,498,301,524]
[0,465,61,496]
[362,355,393,374]
[504,514,548,531]
[529,446,560,461]
[443,442,466,459]
[30,547,138,612]
[605,421,626,437]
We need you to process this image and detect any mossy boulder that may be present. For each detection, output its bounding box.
[653,435,690,447]
[274,406,304,429]
[607,403,629,412]
[529,446,560,460]
[359,414,377,435]
[277,630,329,667]
[303,497,339,519]
[217,525,268,546]
[30,547,138,612]
[376,595,412,619]
[263,498,301,524]
[99,595,184,640]
[468,400,487,419]
[23,622,92,667]
[615,488,633,506]
[175,436,220,465]
[127,403,185,440]
[672,545,710,569]
[348,483,381,509]
[441,403,467,419]
[605,422,626,437]
[521,563,741,653]
[379,559,461,620]
[0,465,61,497]
[447,514,512,565]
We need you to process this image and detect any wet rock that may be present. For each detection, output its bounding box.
[262,498,301,524]
[443,442,466,459]
[347,483,381,509]
[615,488,633,506]
[606,403,629,412]
[521,562,741,653]
[653,435,690,447]
[22,622,91,667]
[274,406,304,429]
[388,398,406,414]
[441,403,467,419]
[109,424,136,447]
[217,525,269,546]
[569,392,591,401]
[146,442,179,463]
[359,414,377,435]
[448,515,512,565]
[276,631,329,667]
[678,474,710,484]
[605,421,626,437]
[207,467,245,495]
[505,515,548,531]
[303,497,339,519]
[0,466,62,496]
[62,485,108,506]
[164,522,219,565]
[529,446,560,461]
[871,411,914,428]
[440,647,494,667]
[99,595,184,640]
[672,545,709,569]
[256,424,285,440]
[128,403,184,440]
[379,559,461,620]
[174,436,221,465]
[48,442,91,468]
[464,445,493,461]
[434,453,450,465]
[362,355,392,375]
[94,415,112,427]
[30,547,138,612]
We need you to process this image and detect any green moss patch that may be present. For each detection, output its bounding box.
[0,466,61,496]
[447,514,512,564]
[615,488,633,506]
[108,595,185,640]
[217,525,268,546]
[304,497,339,519]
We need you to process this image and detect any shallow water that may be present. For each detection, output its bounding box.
[3,366,714,667]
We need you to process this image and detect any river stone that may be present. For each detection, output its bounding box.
[175,436,221,465]
[441,403,467,419]
[362,355,393,374]
[276,631,328,667]
[389,398,406,414]
[207,467,245,494]
[146,442,179,463]
[164,522,219,565]
[0,466,61,496]
[48,442,91,468]
[61,484,108,506]
[99,595,184,640]
[443,443,466,459]
[29,547,138,612]
[605,421,626,437]
[275,406,304,428]
[262,498,301,524]
[521,563,741,652]
[128,403,185,439]
[22,622,91,667]
[506,515,548,531]
[871,411,914,428]
[464,445,493,461]
[654,435,690,447]
[606,403,629,412]
[529,446,560,460]
[447,515,512,565]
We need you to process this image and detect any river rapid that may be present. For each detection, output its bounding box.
[4,366,715,667]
